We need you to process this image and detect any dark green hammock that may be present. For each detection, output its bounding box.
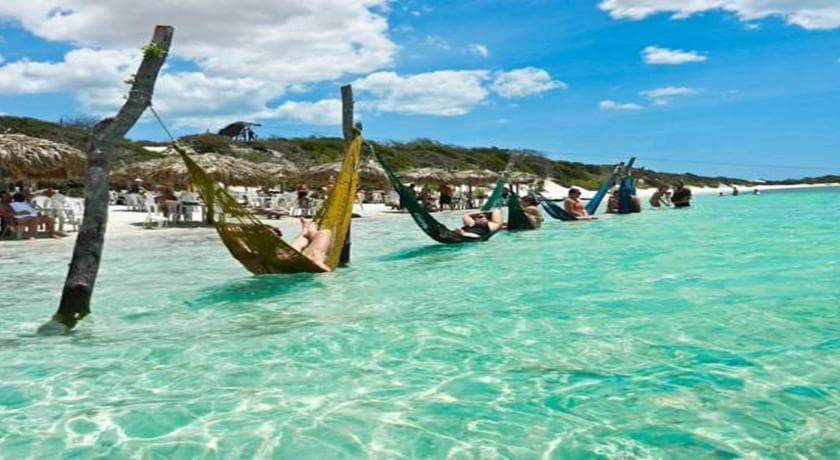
[372,146,505,244]
[506,191,539,230]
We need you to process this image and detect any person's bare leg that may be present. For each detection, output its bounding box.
[290,218,313,252]
[44,217,59,238]
[290,235,309,252]
[303,229,333,271]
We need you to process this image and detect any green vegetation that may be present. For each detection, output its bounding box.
[2,115,834,188]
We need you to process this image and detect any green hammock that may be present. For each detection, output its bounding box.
[506,191,539,230]
[372,146,505,244]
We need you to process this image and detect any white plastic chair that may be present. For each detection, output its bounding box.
[143,195,167,228]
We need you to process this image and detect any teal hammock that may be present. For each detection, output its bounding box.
[506,191,539,230]
[372,146,505,244]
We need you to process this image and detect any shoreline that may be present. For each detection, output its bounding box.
[0,182,835,249]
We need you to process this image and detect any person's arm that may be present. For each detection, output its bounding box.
[487,209,503,232]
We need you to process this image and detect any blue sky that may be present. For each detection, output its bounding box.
[1,1,838,180]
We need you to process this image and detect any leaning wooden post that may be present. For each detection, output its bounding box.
[40,25,174,333]
[338,84,355,266]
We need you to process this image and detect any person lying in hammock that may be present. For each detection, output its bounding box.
[564,188,597,220]
[521,195,544,228]
[454,209,503,238]
[285,219,333,271]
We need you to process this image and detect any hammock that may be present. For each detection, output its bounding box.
[533,191,577,221]
[506,191,539,230]
[372,146,505,244]
[617,174,637,214]
[585,171,617,215]
[173,136,362,274]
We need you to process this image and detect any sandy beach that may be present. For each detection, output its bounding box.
[3,181,833,251]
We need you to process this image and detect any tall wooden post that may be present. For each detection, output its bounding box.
[40,26,174,333]
[338,85,355,266]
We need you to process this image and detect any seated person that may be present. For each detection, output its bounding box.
[418,187,438,212]
[672,181,692,208]
[564,188,597,220]
[455,209,503,238]
[649,186,671,207]
[606,191,619,214]
[287,219,333,271]
[521,195,543,228]
[3,193,63,239]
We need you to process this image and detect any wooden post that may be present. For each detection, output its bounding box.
[338,85,354,266]
[341,85,355,145]
[39,25,174,333]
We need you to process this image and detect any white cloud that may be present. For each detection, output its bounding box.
[490,67,567,99]
[468,44,489,58]
[0,1,396,127]
[642,46,706,65]
[354,70,490,116]
[270,99,343,125]
[598,0,840,30]
[640,86,697,105]
[0,48,138,95]
[599,100,643,111]
[423,35,451,50]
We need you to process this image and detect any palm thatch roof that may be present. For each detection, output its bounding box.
[0,134,86,180]
[261,160,300,184]
[113,153,267,186]
[301,160,388,187]
[454,169,499,184]
[506,171,540,183]
[399,167,455,184]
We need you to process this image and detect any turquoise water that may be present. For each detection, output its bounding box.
[1,188,838,458]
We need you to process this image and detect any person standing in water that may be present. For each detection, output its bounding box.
[650,186,671,208]
[672,181,692,208]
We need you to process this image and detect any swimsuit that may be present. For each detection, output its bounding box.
[460,223,489,236]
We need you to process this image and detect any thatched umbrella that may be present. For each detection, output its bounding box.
[454,169,499,208]
[506,171,540,194]
[114,153,266,187]
[400,167,455,185]
[507,171,539,184]
[261,160,300,186]
[301,160,388,187]
[0,134,86,181]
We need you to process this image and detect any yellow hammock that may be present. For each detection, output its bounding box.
[172,136,362,274]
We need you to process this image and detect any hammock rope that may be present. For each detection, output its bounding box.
[371,145,505,244]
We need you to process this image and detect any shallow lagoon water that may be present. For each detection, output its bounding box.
[1,189,838,458]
